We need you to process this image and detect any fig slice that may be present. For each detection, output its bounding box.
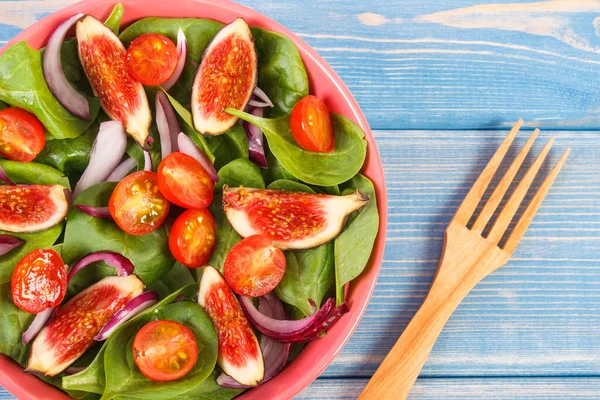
[198,265,264,387]
[26,275,144,376]
[191,18,257,135]
[222,186,369,250]
[76,15,151,146]
[0,185,69,233]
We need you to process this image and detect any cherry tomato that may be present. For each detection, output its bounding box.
[132,320,198,382]
[0,107,45,162]
[11,249,66,313]
[169,209,216,269]
[223,235,286,297]
[109,171,170,236]
[126,33,178,86]
[289,95,335,153]
[157,152,214,209]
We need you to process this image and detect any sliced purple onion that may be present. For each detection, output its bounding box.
[22,307,54,344]
[64,366,84,375]
[244,107,267,168]
[155,91,180,159]
[67,251,135,283]
[218,293,291,388]
[143,150,152,171]
[161,29,188,91]
[106,158,137,182]
[248,87,274,108]
[73,121,127,199]
[94,291,158,341]
[177,133,218,182]
[75,204,111,219]
[0,235,24,256]
[0,165,16,186]
[239,296,348,343]
[43,13,90,120]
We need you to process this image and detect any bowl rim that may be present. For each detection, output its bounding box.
[0,0,388,399]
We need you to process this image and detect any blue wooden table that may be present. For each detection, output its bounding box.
[2,0,600,398]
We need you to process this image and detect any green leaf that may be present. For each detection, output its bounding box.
[267,179,313,193]
[62,345,107,394]
[0,161,68,284]
[251,27,309,118]
[204,123,249,171]
[0,282,33,365]
[63,182,174,293]
[174,372,243,400]
[102,301,217,399]
[0,42,99,139]
[261,150,297,184]
[334,174,379,305]
[104,3,125,35]
[208,159,265,272]
[126,124,161,172]
[226,109,367,186]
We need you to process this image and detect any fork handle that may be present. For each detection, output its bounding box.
[358,277,472,400]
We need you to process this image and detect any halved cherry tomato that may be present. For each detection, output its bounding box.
[126,33,178,86]
[223,235,286,297]
[109,171,170,236]
[0,107,45,162]
[132,320,198,382]
[289,95,335,153]
[11,248,66,313]
[157,152,214,209]
[169,209,216,269]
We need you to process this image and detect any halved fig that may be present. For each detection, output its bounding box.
[198,265,264,386]
[0,185,69,233]
[26,275,144,376]
[191,18,257,135]
[77,15,151,146]
[223,186,369,250]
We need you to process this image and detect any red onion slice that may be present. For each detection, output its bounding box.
[0,235,24,256]
[106,158,137,182]
[155,91,180,159]
[22,307,54,344]
[248,87,274,108]
[75,204,111,219]
[64,366,84,375]
[94,291,158,341]
[143,150,152,171]
[244,108,268,168]
[73,121,127,199]
[218,293,291,388]
[0,165,16,186]
[43,13,90,120]
[177,133,218,182]
[161,29,188,91]
[67,251,135,283]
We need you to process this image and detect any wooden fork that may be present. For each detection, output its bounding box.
[358,120,570,400]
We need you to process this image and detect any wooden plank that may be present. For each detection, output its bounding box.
[322,128,600,378]
[295,377,600,399]
[0,0,599,129]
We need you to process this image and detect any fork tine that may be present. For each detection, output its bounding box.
[452,119,523,226]
[471,129,539,234]
[486,138,554,244]
[503,148,571,254]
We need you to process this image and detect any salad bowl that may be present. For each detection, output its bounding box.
[0,0,387,399]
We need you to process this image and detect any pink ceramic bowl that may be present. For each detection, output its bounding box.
[0,0,387,398]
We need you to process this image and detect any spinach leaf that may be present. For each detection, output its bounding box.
[0,161,68,284]
[175,372,243,400]
[334,174,379,305]
[35,124,97,185]
[63,182,173,293]
[205,123,249,171]
[102,302,217,399]
[267,179,313,193]
[0,42,99,139]
[0,100,7,110]
[208,159,265,272]
[154,262,196,294]
[104,3,125,35]
[251,28,309,118]
[62,345,107,395]
[261,151,297,184]
[126,124,161,172]
[0,282,33,365]
[215,158,265,192]
[313,184,340,195]
[226,109,367,186]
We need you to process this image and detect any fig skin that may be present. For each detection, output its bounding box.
[222,186,369,250]
[191,18,258,136]
[76,15,151,146]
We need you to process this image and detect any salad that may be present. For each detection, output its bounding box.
[0,3,379,399]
